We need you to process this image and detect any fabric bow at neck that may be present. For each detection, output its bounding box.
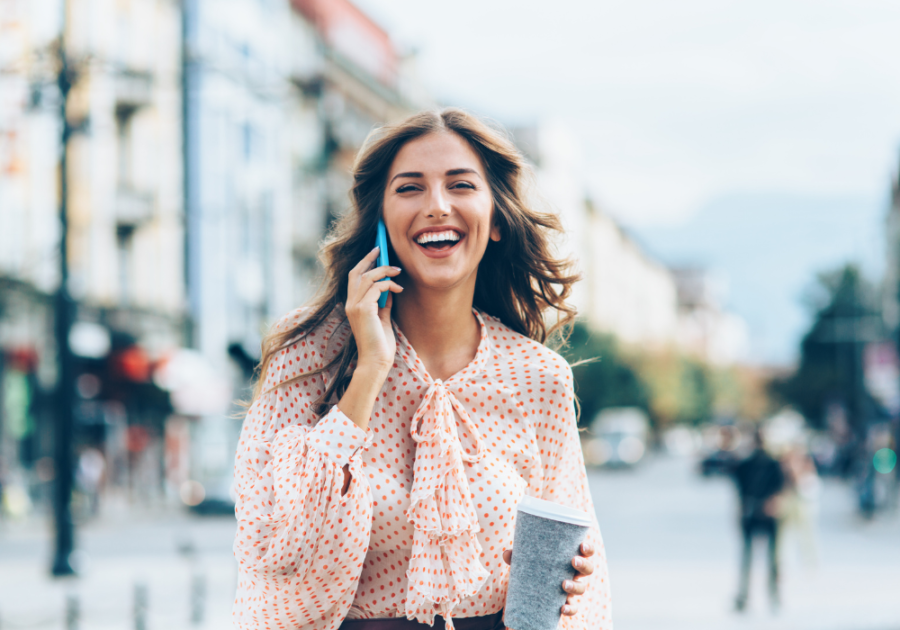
[398,317,491,630]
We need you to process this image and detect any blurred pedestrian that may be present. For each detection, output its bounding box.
[733,428,785,612]
[76,446,106,517]
[779,444,820,569]
[231,109,612,630]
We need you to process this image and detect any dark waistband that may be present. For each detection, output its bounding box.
[339,610,504,630]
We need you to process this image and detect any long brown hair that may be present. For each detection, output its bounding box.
[251,108,580,412]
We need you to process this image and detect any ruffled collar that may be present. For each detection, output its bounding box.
[391,309,492,629]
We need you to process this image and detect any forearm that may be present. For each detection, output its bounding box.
[337,363,389,432]
[337,363,388,495]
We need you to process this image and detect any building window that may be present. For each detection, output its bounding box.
[116,225,135,304]
[116,106,137,188]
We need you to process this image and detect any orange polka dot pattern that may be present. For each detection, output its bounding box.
[232,306,613,630]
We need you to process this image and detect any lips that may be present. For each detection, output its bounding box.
[412,226,465,258]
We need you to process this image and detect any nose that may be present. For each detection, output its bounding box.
[425,187,450,219]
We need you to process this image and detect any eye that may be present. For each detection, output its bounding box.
[396,184,420,193]
[450,181,475,190]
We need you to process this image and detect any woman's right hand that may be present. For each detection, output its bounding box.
[345,246,403,375]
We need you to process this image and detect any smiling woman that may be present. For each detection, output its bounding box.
[232,109,612,630]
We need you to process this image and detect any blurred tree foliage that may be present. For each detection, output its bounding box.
[562,320,762,430]
[771,264,881,428]
[626,350,715,428]
[561,321,649,428]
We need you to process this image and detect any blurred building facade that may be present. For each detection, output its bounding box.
[1,0,188,514]
[883,163,900,335]
[182,0,429,503]
[0,0,429,515]
[671,267,749,366]
[513,121,748,364]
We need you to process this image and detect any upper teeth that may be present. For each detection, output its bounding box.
[416,230,461,244]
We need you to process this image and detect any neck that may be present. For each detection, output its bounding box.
[393,281,480,381]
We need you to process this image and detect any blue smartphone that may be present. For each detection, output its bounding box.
[375,219,390,308]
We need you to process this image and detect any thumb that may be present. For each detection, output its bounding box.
[379,291,393,317]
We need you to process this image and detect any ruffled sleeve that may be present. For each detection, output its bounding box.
[534,362,613,630]
[232,310,375,630]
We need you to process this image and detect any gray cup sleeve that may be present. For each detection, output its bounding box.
[503,511,589,630]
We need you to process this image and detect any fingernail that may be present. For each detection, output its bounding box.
[372,246,379,252]
[391,266,401,271]
[583,543,593,554]
[574,558,583,569]
[564,580,574,591]
[562,605,571,615]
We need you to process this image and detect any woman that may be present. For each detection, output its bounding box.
[232,109,612,630]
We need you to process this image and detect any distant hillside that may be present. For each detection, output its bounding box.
[629,192,886,366]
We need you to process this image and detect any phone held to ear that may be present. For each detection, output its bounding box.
[376,220,390,308]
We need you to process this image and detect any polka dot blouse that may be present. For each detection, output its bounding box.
[232,306,612,630]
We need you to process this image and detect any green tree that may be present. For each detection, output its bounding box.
[772,264,882,428]
[561,321,649,428]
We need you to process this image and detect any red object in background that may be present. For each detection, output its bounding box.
[126,425,151,453]
[112,346,152,382]
[5,346,39,372]
[292,0,398,85]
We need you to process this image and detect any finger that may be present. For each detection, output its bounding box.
[363,281,403,304]
[561,604,577,616]
[562,579,586,596]
[580,542,595,557]
[502,549,512,566]
[360,266,402,285]
[572,557,594,576]
[350,247,382,279]
[380,290,394,312]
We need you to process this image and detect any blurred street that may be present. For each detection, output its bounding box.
[596,456,900,630]
[2,454,898,630]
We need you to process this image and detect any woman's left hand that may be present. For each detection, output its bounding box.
[502,541,594,616]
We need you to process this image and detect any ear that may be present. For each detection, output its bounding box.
[490,221,501,242]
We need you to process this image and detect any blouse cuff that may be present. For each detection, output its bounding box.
[306,405,368,467]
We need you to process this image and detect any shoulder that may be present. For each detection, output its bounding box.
[481,312,574,390]
[262,305,350,391]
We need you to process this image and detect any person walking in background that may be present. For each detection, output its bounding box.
[779,444,820,569]
[231,109,612,630]
[733,428,785,613]
[75,446,106,518]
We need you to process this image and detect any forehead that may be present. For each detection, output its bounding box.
[388,131,484,177]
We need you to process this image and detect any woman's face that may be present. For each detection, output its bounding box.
[382,131,500,295]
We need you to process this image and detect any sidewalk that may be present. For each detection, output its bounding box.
[3,462,900,630]
[0,504,238,630]
[590,456,900,630]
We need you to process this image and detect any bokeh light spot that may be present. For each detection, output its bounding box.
[873,448,897,475]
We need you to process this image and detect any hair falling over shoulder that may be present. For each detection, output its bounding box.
[249,108,581,414]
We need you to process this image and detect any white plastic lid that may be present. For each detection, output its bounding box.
[516,495,593,527]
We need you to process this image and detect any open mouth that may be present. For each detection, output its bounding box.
[414,229,462,253]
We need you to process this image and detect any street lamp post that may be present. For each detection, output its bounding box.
[51,4,77,577]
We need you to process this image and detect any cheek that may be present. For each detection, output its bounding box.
[382,206,409,248]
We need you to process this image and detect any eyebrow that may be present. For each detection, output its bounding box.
[389,168,482,185]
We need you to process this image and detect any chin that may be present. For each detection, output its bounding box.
[409,269,473,291]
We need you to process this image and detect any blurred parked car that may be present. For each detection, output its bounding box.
[583,407,650,468]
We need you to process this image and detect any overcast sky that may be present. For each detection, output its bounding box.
[356,0,900,363]
[359,0,900,225]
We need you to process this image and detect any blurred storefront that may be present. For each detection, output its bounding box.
[0,0,188,518]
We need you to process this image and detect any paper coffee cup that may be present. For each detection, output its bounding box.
[504,495,593,630]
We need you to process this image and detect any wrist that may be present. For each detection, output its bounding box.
[355,359,392,380]
[338,364,389,431]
